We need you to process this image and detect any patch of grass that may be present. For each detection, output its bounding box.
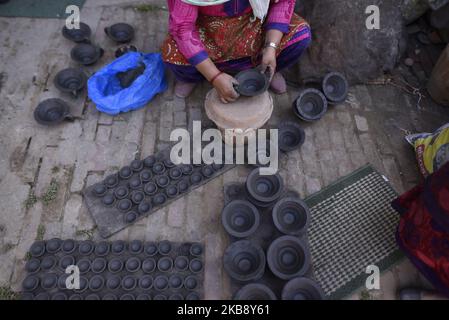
[51,166,60,174]
[0,287,18,300]
[76,227,96,240]
[134,4,164,12]
[24,191,37,210]
[36,224,45,241]
[24,252,32,261]
[41,179,59,206]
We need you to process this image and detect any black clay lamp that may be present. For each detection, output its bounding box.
[157,257,174,272]
[41,256,57,271]
[234,68,270,97]
[278,121,306,152]
[59,255,75,270]
[189,259,203,273]
[77,258,91,274]
[46,238,62,253]
[102,194,115,207]
[128,176,142,190]
[190,243,203,256]
[190,172,203,185]
[62,22,91,42]
[30,241,46,257]
[322,72,349,104]
[130,160,143,172]
[174,256,189,271]
[246,168,284,206]
[184,276,198,290]
[267,236,310,280]
[91,258,107,273]
[152,193,167,207]
[78,240,94,255]
[223,240,266,282]
[169,275,183,289]
[104,174,119,188]
[234,284,277,300]
[177,178,190,194]
[114,186,129,200]
[222,200,260,238]
[155,175,170,188]
[121,275,137,291]
[62,239,77,254]
[139,276,153,290]
[129,240,143,254]
[152,162,166,175]
[181,164,193,175]
[117,199,133,212]
[108,258,124,273]
[22,276,39,292]
[281,277,326,300]
[144,243,158,256]
[71,43,104,66]
[201,165,215,178]
[138,201,152,215]
[186,292,200,300]
[119,166,133,180]
[124,211,138,224]
[34,99,73,126]
[105,23,135,43]
[144,182,158,196]
[94,242,110,256]
[169,167,183,180]
[154,276,169,291]
[166,185,179,198]
[111,240,127,255]
[144,156,156,168]
[125,257,142,273]
[140,170,153,183]
[293,88,328,122]
[142,258,156,273]
[25,259,40,274]
[54,68,87,96]
[272,197,310,236]
[93,183,107,197]
[158,240,172,255]
[89,275,105,292]
[131,191,145,204]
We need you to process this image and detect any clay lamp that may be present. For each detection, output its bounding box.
[104,174,119,188]
[144,243,158,257]
[139,276,154,290]
[122,275,137,291]
[154,276,169,291]
[57,274,70,290]
[29,241,46,257]
[105,23,135,43]
[157,257,174,272]
[234,284,277,300]
[124,211,138,224]
[189,259,203,274]
[71,43,104,66]
[190,172,203,185]
[129,240,143,254]
[246,168,284,206]
[184,276,198,290]
[77,258,91,274]
[267,236,310,280]
[131,160,144,172]
[282,277,326,300]
[91,258,108,273]
[163,158,176,168]
[46,238,62,254]
[169,275,184,290]
[131,190,145,204]
[142,258,156,273]
[144,156,156,168]
[152,193,167,207]
[59,255,76,271]
[223,240,266,282]
[111,240,127,255]
[278,121,306,153]
[169,167,183,180]
[128,176,142,190]
[89,275,105,292]
[136,294,151,301]
[293,88,328,122]
[69,295,83,301]
[177,178,190,194]
[79,240,95,255]
[112,186,127,200]
[153,294,168,300]
[102,194,116,207]
[234,68,270,97]
[61,239,77,254]
[54,68,87,96]
[51,293,68,301]
[120,294,135,301]
[138,201,152,215]
[25,258,41,274]
[201,165,215,178]
[152,162,166,175]
[166,185,179,198]
[117,199,133,212]
[140,170,153,183]
[85,294,101,301]
[174,256,189,272]
[40,256,57,271]
[144,182,158,196]
[125,257,142,273]
[108,258,124,274]
[272,197,310,236]
[158,240,172,255]
[322,72,349,104]
[21,293,34,301]
[22,275,39,292]
[169,294,184,301]
[103,294,118,301]
[119,166,133,180]
[181,164,194,175]
[222,200,260,238]
[190,243,203,257]
[41,273,58,290]
[76,277,89,293]
[92,183,108,198]
[34,98,73,126]
[186,292,201,300]
[62,22,91,42]
[106,275,121,290]
[155,175,170,188]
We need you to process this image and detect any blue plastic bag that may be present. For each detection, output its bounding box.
[88,52,167,115]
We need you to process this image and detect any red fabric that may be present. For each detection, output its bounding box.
[392,162,449,296]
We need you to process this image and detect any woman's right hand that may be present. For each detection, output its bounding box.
[213,73,240,104]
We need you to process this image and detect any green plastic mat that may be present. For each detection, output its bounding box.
[305,165,404,300]
[0,0,86,19]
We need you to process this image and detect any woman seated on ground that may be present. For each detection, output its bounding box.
[162,0,311,103]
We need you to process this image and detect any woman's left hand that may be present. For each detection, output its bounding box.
[260,47,277,82]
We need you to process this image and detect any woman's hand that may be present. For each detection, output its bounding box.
[213,73,240,104]
[260,47,277,81]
